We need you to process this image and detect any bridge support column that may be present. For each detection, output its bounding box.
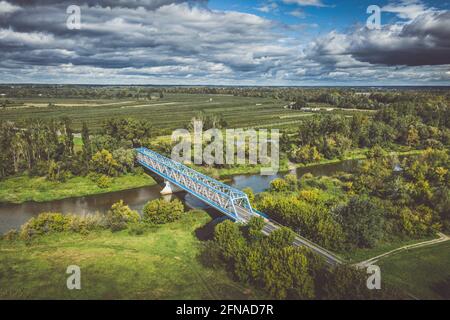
[161,180,183,195]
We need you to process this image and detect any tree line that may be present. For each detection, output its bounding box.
[201,217,401,299]
[282,100,449,165]
[0,117,153,187]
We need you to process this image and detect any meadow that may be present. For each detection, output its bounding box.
[0,210,265,299]
[0,173,156,204]
[379,241,450,300]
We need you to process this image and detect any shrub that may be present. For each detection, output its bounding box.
[70,214,105,235]
[96,174,112,188]
[269,178,289,192]
[19,213,104,240]
[285,174,298,191]
[20,213,72,240]
[143,198,184,224]
[105,200,140,231]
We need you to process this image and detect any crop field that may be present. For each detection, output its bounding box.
[379,241,450,300]
[0,94,316,133]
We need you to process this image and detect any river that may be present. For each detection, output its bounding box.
[0,159,361,234]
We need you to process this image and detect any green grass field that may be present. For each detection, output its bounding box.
[341,236,436,262]
[0,173,156,204]
[0,210,265,299]
[379,241,450,300]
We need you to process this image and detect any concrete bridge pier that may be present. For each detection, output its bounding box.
[160,180,183,195]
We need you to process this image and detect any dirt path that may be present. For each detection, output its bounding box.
[355,233,450,268]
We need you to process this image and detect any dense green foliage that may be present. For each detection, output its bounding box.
[105,200,140,231]
[0,117,151,180]
[143,198,185,224]
[19,213,104,240]
[202,217,401,300]
[253,146,449,254]
[283,100,449,165]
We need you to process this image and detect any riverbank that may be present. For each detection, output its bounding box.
[0,210,265,299]
[193,148,424,179]
[0,173,156,204]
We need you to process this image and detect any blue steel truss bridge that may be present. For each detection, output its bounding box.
[136,147,342,265]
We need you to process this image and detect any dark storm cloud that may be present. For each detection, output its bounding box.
[350,11,450,66]
[9,0,195,10]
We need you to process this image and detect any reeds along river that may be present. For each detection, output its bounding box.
[0,159,361,234]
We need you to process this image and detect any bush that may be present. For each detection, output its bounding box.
[19,213,104,240]
[143,198,184,224]
[106,200,140,231]
[20,213,71,240]
[270,178,289,192]
[96,174,112,188]
[70,214,105,235]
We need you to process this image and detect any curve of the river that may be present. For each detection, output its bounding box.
[0,159,360,234]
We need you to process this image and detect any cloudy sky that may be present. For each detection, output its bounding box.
[0,0,449,85]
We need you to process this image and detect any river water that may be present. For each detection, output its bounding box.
[0,159,360,234]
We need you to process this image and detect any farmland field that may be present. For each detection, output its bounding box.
[379,241,450,300]
[0,94,310,133]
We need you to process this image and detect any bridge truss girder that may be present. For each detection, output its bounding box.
[136,147,256,222]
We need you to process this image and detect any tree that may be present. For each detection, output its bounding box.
[242,187,255,206]
[112,148,135,173]
[317,265,400,300]
[245,216,265,242]
[47,160,62,182]
[143,198,184,224]
[81,122,91,171]
[268,227,295,249]
[261,246,315,299]
[102,118,152,148]
[90,149,119,176]
[406,125,419,147]
[213,220,246,260]
[334,196,384,248]
[61,117,74,156]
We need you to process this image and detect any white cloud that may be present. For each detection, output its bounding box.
[282,0,326,7]
[382,0,430,20]
[289,9,306,18]
[0,1,21,14]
